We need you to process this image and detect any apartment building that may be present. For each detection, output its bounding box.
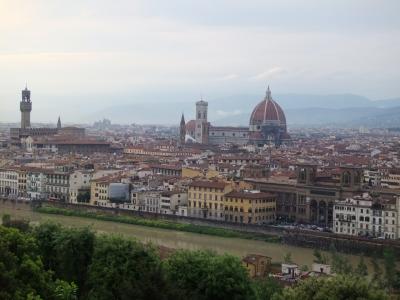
[333,193,399,239]
[90,176,113,206]
[69,170,92,203]
[27,169,46,199]
[381,170,400,189]
[223,191,276,224]
[363,169,381,186]
[0,168,19,197]
[160,191,188,215]
[188,181,233,220]
[44,170,70,202]
[17,169,27,197]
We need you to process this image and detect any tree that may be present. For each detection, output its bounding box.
[354,256,368,277]
[273,275,389,300]
[300,265,309,272]
[383,248,397,289]
[164,250,254,300]
[85,235,168,300]
[329,244,352,275]
[33,222,95,297]
[33,222,63,271]
[370,253,384,289]
[313,249,328,264]
[283,252,293,264]
[54,280,78,300]
[253,277,282,300]
[0,226,54,299]
[2,213,11,224]
[2,214,30,232]
[77,190,90,203]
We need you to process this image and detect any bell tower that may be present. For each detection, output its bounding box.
[195,97,208,144]
[20,85,32,129]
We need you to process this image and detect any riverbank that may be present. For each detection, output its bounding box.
[0,200,376,270]
[35,205,282,243]
[32,201,400,258]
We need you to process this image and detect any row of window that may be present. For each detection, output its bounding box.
[189,187,223,192]
[189,193,273,204]
[188,200,275,213]
[0,174,18,180]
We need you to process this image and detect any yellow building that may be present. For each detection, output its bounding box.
[90,177,111,206]
[224,191,276,224]
[188,181,232,220]
[242,254,272,278]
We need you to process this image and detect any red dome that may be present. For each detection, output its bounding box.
[186,120,196,132]
[249,87,286,126]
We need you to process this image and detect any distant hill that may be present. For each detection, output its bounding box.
[91,93,400,127]
[217,106,400,127]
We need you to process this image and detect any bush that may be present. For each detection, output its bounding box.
[164,250,254,300]
[273,275,389,300]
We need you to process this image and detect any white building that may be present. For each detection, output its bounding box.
[0,168,19,197]
[45,170,70,202]
[131,190,161,213]
[69,170,92,203]
[363,169,381,187]
[333,193,399,239]
[27,169,46,200]
[160,191,188,215]
[381,170,400,189]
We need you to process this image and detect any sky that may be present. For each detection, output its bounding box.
[0,0,399,123]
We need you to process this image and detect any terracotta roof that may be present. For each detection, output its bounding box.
[189,180,228,189]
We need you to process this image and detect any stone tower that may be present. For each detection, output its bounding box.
[179,113,186,145]
[297,163,317,185]
[20,86,32,129]
[57,116,62,129]
[195,98,208,144]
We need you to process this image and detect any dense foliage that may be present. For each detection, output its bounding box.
[164,250,254,300]
[0,216,394,300]
[273,275,389,300]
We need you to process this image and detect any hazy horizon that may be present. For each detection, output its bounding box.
[1,0,399,123]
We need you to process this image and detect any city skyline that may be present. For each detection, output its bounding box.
[1,0,400,123]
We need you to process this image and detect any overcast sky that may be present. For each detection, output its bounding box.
[0,0,399,123]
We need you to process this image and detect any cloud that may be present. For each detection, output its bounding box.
[216,74,238,81]
[250,67,287,81]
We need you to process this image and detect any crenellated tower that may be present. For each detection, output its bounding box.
[20,85,32,129]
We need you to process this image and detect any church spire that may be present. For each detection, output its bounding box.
[180,112,185,125]
[265,85,272,101]
[57,116,62,129]
[179,112,186,145]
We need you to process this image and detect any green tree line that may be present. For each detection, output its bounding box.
[0,215,394,300]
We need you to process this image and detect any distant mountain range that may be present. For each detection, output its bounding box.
[92,94,400,127]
